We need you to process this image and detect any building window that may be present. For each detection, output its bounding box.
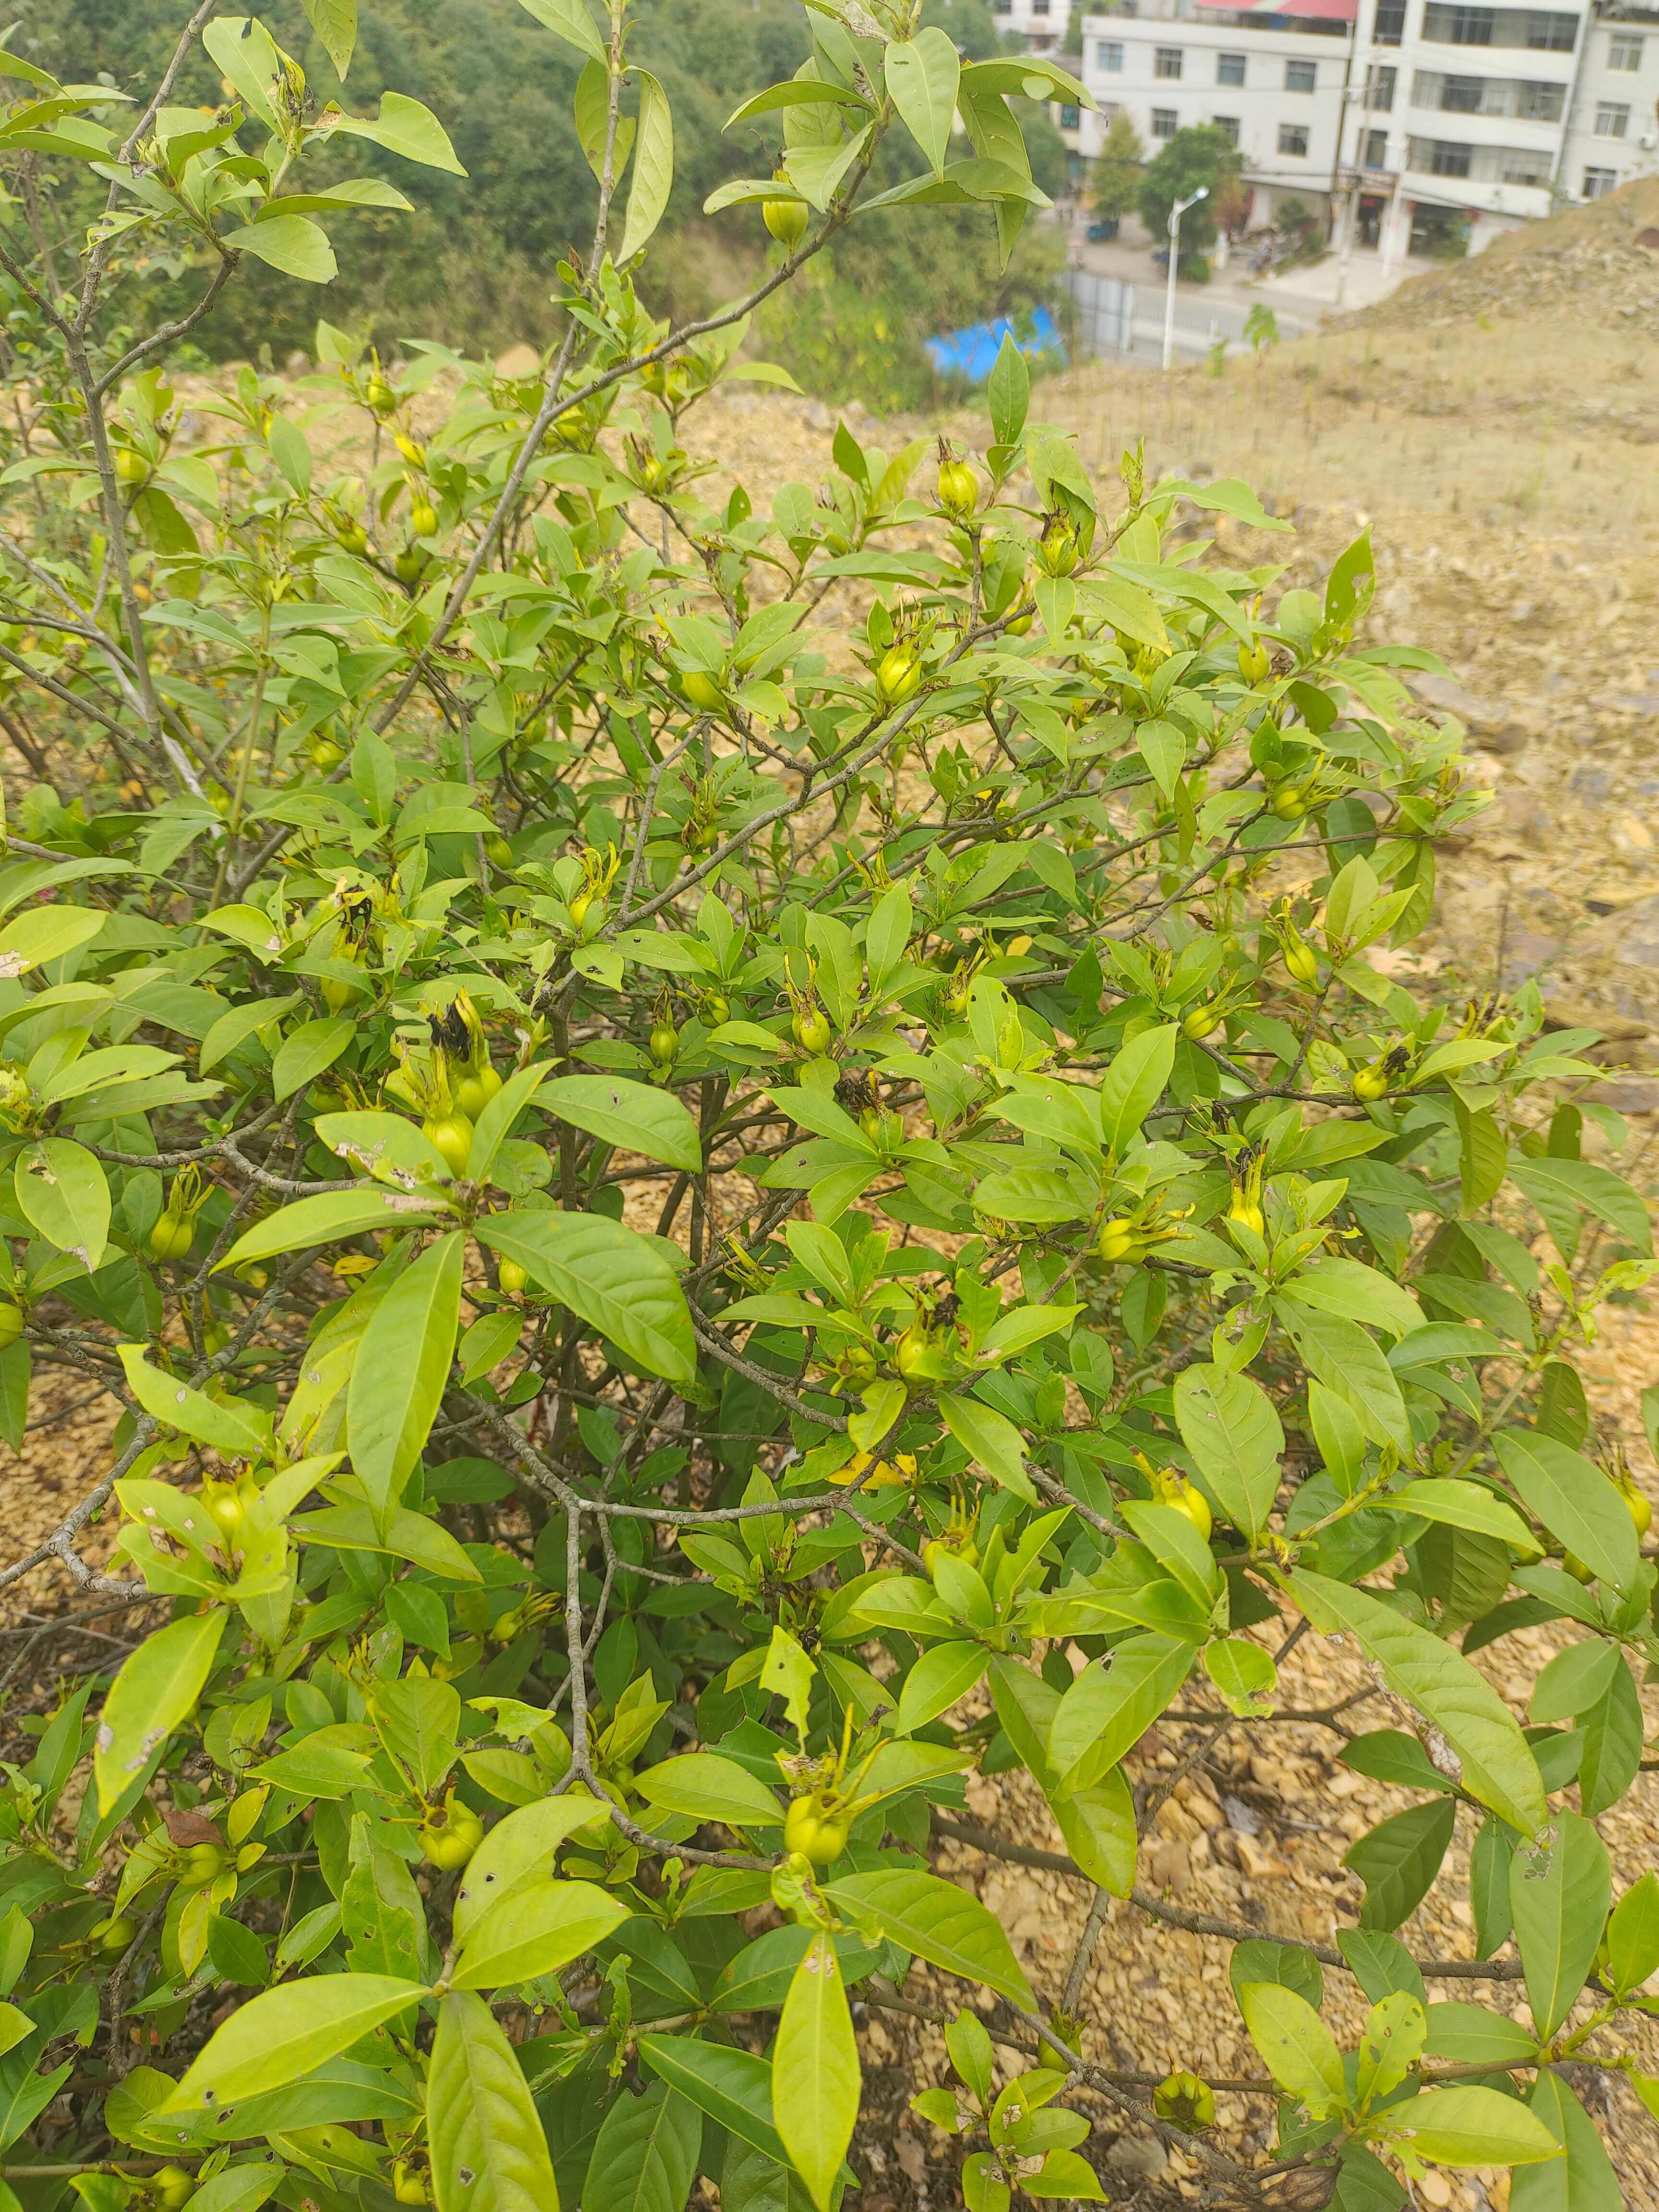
[1429,138,1472,173]
[1278,121,1310,155]
[1583,165,1618,196]
[1032,0,1050,14]
[1216,51,1246,86]
[1421,4,1575,49]
[1363,127,1389,166]
[1370,63,1397,108]
[1609,34,1643,70]
[1499,148,1551,183]
[1155,46,1183,79]
[1524,12,1576,49]
[1059,101,1081,128]
[1285,59,1317,92]
[1213,114,1240,142]
[1151,107,1178,138]
[1595,99,1630,136]
[1517,79,1564,120]
[1097,39,1124,72]
[1375,0,1406,43]
[1442,72,1484,108]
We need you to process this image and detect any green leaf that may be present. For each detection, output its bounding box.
[1508,1810,1611,2040]
[637,2036,788,2167]
[14,1136,108,1267]
[1606,1870,1659,1995]
[1097,1024,1177,1155]
[1493,1430,1640,1594]
[1390,1479,1539,1555]
[0,902,105,974]
[1278,1305,1408,1454]
[824,1870,1034,2009]
[938,1393,1036,1502]
[1290,1571,1545,1837]
[200,991,301,1074]
[1202,1637,1276,1719]
[271,1017,354,1101]
[1238,1983,1344,2115]
[95,1610,226,1817]
[583,2081,701,2212]
[452,1796,614,1940]
[771,1935,859,2212]
[514,0,606,63]
[1172,1362,1282,1540]
[1353,1989,1426,2111]
[897,1641,988,1733]
[1280,1255,1423,1342]
[618,69,673,261]
[1048,1634,1196,1794]
[632,1753,782,1830]
[300,0,356,75]
[158,1974,427,2111]
[203,16,284,132]
[216,1186,447,1270]
[541,1074,701,1172]
[347,1231,464,1536]
[222,214,338,283]
[329,91,466,174]
[1391,2083,1563,2169]
[429,1990,560,2212]
[1510,1155,1652,1258]
[1344,1798,1456,1932]
[1508,2071,1616,2208]
[1049,1768,1136,1898]
[451,1878,626,1990]
[117,1346,272,1459]
[476,1210,694,1384]
[883,28,961,176]
[1421,2000,1537,2066]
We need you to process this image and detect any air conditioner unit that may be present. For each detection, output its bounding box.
[1642,132,1658,149]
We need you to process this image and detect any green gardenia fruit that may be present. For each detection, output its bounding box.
[783,1793,850,1867]
[792,1006,831,1055]
[422,1114,474,1175]
[498,1258,529,1298]
[420,1799,483,1870]
[763,196,809,250]
[0,1302,23,1347]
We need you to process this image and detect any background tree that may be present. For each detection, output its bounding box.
[1137,120,1244,260]
[1088,108,1145,224]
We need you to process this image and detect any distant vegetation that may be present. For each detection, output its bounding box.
[19,0,1066,406]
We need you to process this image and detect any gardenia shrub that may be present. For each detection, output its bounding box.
[0,6,1653,2211]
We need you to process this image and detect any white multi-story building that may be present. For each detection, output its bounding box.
[991,0,1070,49]
[1070,0,1659,259]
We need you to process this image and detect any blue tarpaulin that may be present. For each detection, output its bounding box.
[925,308,1063,383]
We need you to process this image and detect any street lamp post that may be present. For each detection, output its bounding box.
[1162,185,1208,372]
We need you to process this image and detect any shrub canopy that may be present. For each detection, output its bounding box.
[0,7,1653,2212]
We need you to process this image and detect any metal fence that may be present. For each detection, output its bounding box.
[1060,267,1309,368]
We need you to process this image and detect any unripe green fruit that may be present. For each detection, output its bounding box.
[152,2166,194,2210]
[792,1006,831,1055]
[1273,784,1310,822]
[683,670,724,714]
[485,835,513,869]
[649,1022,679,1066]
[410,497,438,537]
[395,547,425,585]
[336,521,368,555]
[1096,1218,1139,1265]
[1351,1065,1390,1102]
[763,196,809,250]
[0,1302,23,1348]
[498,1258,529,1298]
[875,645,920,707]
[94,1913,137,1955]
[1181,1004,1221,1041]
[923,1535,979,1576]
[938,458,976,517]
[1283,942,1320,989]
[115,447,151,486]
[420,1799,483,1870]
[179,1842,224,1884]
[422,1114,474,1175]
[1238,641,1271,684]
[392,2162,430,2205]
[455,1065,502,1120]
[783,1793,850,1867]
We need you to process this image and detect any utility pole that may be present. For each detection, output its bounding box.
[1162,186,1207,372]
